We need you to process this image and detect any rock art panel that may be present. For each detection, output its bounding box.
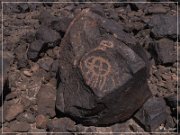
[56,8,152,126]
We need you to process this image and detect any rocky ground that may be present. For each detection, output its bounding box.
[0,0,179,135]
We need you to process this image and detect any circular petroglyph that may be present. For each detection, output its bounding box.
[81,56,111,91]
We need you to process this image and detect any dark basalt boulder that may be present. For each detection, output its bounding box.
[56,8,152,126]
[0,51,13,97]
[134,97,168,132]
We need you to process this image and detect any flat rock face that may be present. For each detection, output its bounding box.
[134,97,168,131]
[149,14,179,39]
[154,38,176,64]
[56,8,152,126]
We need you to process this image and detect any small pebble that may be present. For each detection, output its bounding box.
[23,70,33,77]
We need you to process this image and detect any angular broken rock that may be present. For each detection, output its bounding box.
[149,14,179,39]
[27,40,44,61]
[151,38,176,64]
[36,25,61,47]
[56,8,152,126]
[37,84,56,118]
[47,117,76,132]
[5,103,24,121]
[134,97,167,131]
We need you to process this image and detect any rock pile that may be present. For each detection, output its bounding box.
[1,1,178,133]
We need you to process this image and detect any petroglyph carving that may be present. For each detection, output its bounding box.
[95,40,114,51]
[81,56,111,91]
[100,40,114,48]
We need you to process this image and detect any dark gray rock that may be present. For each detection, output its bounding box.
[51,17,73,33]
[165,115,176,130]
[56,8,151,126]
[50,59,59,77]
[134,97,167,131]
[0,51,13,96]
[27,40,44,61]
[47,117,76,132]
[14,42,28,69]
[165,94,179,108]
[37,56,54,71]
[36,26,61,47]
[149,14,179,39]
[165,94,179,119]
[24,33,36,44]
[18,4,29,13]
[39,10,57,26]
[3,4,20,13]
[152,38,176,64]
[37,84,56,118]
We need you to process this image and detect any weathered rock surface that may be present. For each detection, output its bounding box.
[149,14,179,39]
[165,94,179,109]
[134,97,167,131]
[145,5,167,15]
[35,114,48,129]
[27,40,44,61]
[37,84,56,118]
[9,120,30,132]
[51,17,73,33]
[36,26,61,47]
[16,112,35,124]
[5,103,24,121]
[37,56,54,71]
[2,2,178,134]
[0,51,13,96]
[56,8,152,126]
[46,117,76,132]
[151,38,176,64]
[14,41,28,69]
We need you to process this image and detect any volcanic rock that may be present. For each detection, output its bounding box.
[165,94,179,108]
[35,114,48,129]
[9,121,30,132]
[27,40,44,61]
[50,59,59,77]
[37,84,56,118]
[149,14,178,39]
[56,8,152,126]
[16,112,35,123]
[152,38,176,64]
[165,115,176,129]
[134,97,167,131]
[39,10,57,26]
[18,3,30,13]
[0,51,13,96]
[51,17,73,33]
[36,26,61,47]
[5,103,24,122]
[37,56,54,71]
[14,41,28,69]
[46,117,76,132]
